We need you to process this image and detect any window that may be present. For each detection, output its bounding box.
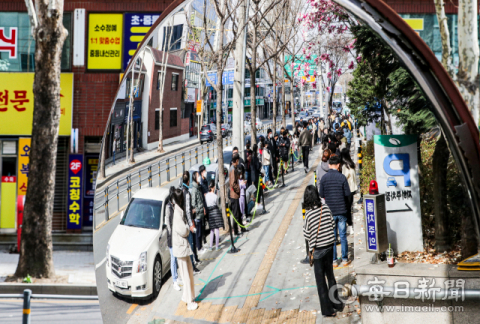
[155,109,160,130]
[170,108,177,127]
[162,24,184,51]
[171,74,179,91]
[0,12,72,71]
[157,71,164,90]
[210,89,217,101]
[244,87,251,97]
[245,69,251,79]
[227,88,233,99]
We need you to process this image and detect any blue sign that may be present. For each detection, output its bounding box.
[67,154,84,230]
[383,153,411,187]
[83,153,98,227]
[365,198,377,251]
[206,70,234,86]
[206,73,217,86]
[123,13,161,70]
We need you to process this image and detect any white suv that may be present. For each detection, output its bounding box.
[106,188,171,299]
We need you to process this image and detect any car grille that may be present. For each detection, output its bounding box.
[111,255,134,279]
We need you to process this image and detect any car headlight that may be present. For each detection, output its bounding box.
[137,251,147,273]
[106,244,110,267]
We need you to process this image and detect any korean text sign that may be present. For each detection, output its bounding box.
[17,138,31,196]
[88,14,123,70]
[83,154,98,227]
[67,154,84,230]
[123,13,160,70]
[374,135,423,253]
[0,73,73,136]
[365,198,377,251]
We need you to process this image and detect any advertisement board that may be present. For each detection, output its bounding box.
[374,135,423,252]
[17,138,30,197]
[67,154,84,230]
[87,13,123,70]
[0,73,73,136]
[123,13,161,70]
[83,154,98,227]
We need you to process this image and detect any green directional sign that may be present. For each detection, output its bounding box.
[284,55,317,77]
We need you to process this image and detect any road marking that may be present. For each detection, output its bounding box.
[126,304,138,314]
[95,257,106,270]
[0,299,99,304]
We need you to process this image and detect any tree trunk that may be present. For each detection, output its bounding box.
[15,0,67,278]
[281,53,287,127]
[457,0,480,125]
[433,134,451,252]
[251,69,257,145]
[216,69,228,230]
[290,77,295,128]
[434,0,454,77]
[272,69,277,128]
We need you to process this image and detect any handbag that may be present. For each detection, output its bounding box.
[309,206,323,267]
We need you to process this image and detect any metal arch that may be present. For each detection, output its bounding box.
[333,0,480,232]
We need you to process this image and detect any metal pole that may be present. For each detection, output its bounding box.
[22,289,31,324]
[357,140,363,204]
[226,207,239,253]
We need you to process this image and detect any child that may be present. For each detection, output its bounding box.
[238,165,248,225]
[205,180,224,251]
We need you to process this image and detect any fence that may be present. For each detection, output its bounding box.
[93,122,282,230]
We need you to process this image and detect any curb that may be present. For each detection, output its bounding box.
[0,283,98,296]
[96,140,200,190]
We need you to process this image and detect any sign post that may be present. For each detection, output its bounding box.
[374,135,423,253]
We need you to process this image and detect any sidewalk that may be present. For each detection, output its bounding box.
[0,251,95,285]
[99,136,200,188]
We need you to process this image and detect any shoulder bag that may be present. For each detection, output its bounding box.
[309,206,324,267]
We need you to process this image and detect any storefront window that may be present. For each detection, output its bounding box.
[0,12,72,72]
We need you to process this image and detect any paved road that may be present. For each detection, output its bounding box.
[0,299,102,324]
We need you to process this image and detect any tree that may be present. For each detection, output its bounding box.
[15,0,68,278]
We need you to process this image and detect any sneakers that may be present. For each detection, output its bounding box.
[342,260,351,266]
[187,302,198,311]
[193,267,201,275]
[215,246,221,251]
[173,282,181,291]
[177,278,183,284]
[198,248,208,255]
[333,261,339,268]
[242,216,247,225]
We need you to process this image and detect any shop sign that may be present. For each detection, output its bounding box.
[83,154,98,227]
[186,88,195,102]
[17,138,31,196]
[0,27,17,58]
[88,14,123,70]
[374,135,422,252]
[0,73,73,136]
[67,154,84,230]
[196,100,202,115]
[123,13,160,70]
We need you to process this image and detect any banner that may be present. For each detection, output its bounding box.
[123,13,160,70]
[0,73,73,136]
[67,154,84,230]
[88,13,123,70]
[17,138,31,196]
[374,135,423,252]
[83,154,98,227]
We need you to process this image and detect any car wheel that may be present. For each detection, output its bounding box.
[152,256,162,299]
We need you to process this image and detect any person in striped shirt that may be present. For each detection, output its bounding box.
[303,185,343,317]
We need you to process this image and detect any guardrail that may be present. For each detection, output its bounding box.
[93,121,282,230]
[0,290,98,324]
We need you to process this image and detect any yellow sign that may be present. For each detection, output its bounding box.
[196,100,202,114]
[0,73,73,136]
[88,13,123,70]
[17,138,31,196]
[404,18,424,31]
[302,76,316,83]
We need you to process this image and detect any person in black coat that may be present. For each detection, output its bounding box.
[267,129,278,184]
[250,144,262,190]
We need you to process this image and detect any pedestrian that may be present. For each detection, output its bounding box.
[165,187,182,291]
[291,133,299,162]
[299,121,312,173]
[171,187,198,311]
[205,180,224,251]
[250,144,262,190]
[262,142,272,186]
[238,164,248,224]
[180,172,201,274]
[319,155,351,267]
[112,138,116,165]
[316,149,332,194]
[343,127,352,152]
[267,129,278,184]
[277,130,290,176]
[230,146,245,173]
[245,140,252,187]
[312,120,318,147]
[230,154,247,236]
[190,171,206,254]
[198,165,209,245]
[340,148,357,228]
[302,185,343,317]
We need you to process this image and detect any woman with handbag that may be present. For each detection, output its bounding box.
[303,185,343,317]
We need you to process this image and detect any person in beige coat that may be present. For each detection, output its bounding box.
[171,188,198,311]
[339,148,357,227]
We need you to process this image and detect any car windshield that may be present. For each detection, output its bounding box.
[120,198,162,229]
[201,125,210,131]
[223,151,233,165]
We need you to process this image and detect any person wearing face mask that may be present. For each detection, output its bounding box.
[267,129,278,184]
[198,165,209,245]
[277,130,291,178]
[190,171,206,254]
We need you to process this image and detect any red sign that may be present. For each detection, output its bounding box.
[70,160,83,174]
[1,176,16,183]
[0,27,17,59]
